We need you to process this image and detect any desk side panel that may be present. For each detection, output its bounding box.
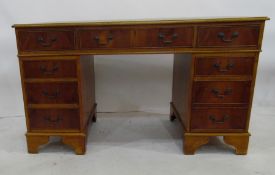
[79,55,96,131]
[172,54,193,131]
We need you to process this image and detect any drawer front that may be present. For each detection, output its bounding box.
[191,108,247,131]
[192,81,251,104]
[26,82,78,104]
[195,57,255,76]
[29,109,80,131]
[134,27,194,48]
[23,60,77,79]
[197,25,260,48]
[17,29,75,51]
[78,28,131,49]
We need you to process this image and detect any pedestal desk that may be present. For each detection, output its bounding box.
[13,17,269,155]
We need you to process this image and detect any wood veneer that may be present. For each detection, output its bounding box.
[197,25,260,48]
[23,60,77,78]
[17,29,75,51]
[13,17,269,155]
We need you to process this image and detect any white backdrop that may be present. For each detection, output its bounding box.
[0,0,274,117]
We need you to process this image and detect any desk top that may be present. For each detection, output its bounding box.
[12,17,270,28]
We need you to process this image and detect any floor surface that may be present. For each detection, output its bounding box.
[0,107,274,175]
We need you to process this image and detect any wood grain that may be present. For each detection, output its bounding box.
[171,53,193,131]
[26,135,49,153]
[63,135,86,155]
[25,82,79,104]
[184,135,209,155]
[197,25,260,48]
[191,107,248,132]
[78,28,131,49]
[194,56,255,76]
[14,17,268,155]
[134,26,194,48]
[192,81,251,104]
[79,55,96,131]
[28,109,80,131]
[17,29,75,51]
[23,59,77,78]
[224,134,250,155]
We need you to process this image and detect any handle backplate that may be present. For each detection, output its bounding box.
[211,88,232,98]
[213,62,234,72]
[94,34,113,45]
[158,33,178,44]
[44,116,62,123]
[209,115,230,124]
[37,36,57,47]
[42,90,60,99]
[39,65,59,75]
[217,32,239,43]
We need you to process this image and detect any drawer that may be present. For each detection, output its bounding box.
[197,25,260,48]
[78,28,131,49]
[194,57,255,76]
[25,82,78,104]
[191,107,248,132]
[23,60,77,79]
[134,26,194,48]
[28,109,80,131]
[192,81,251,104]
[17,29,75,51]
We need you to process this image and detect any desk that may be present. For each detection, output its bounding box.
[13,17,269,155]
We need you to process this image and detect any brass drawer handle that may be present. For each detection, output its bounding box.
[158,33,178,44]
[217,32,239,43]
[39,65,59,75]
[211,88,232,98]
[44,116,62,123]
[37,36,57,47]
[209,115,230,124]
[213,63,234,72]
[42,90,60,99]
[94,34,113,45]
